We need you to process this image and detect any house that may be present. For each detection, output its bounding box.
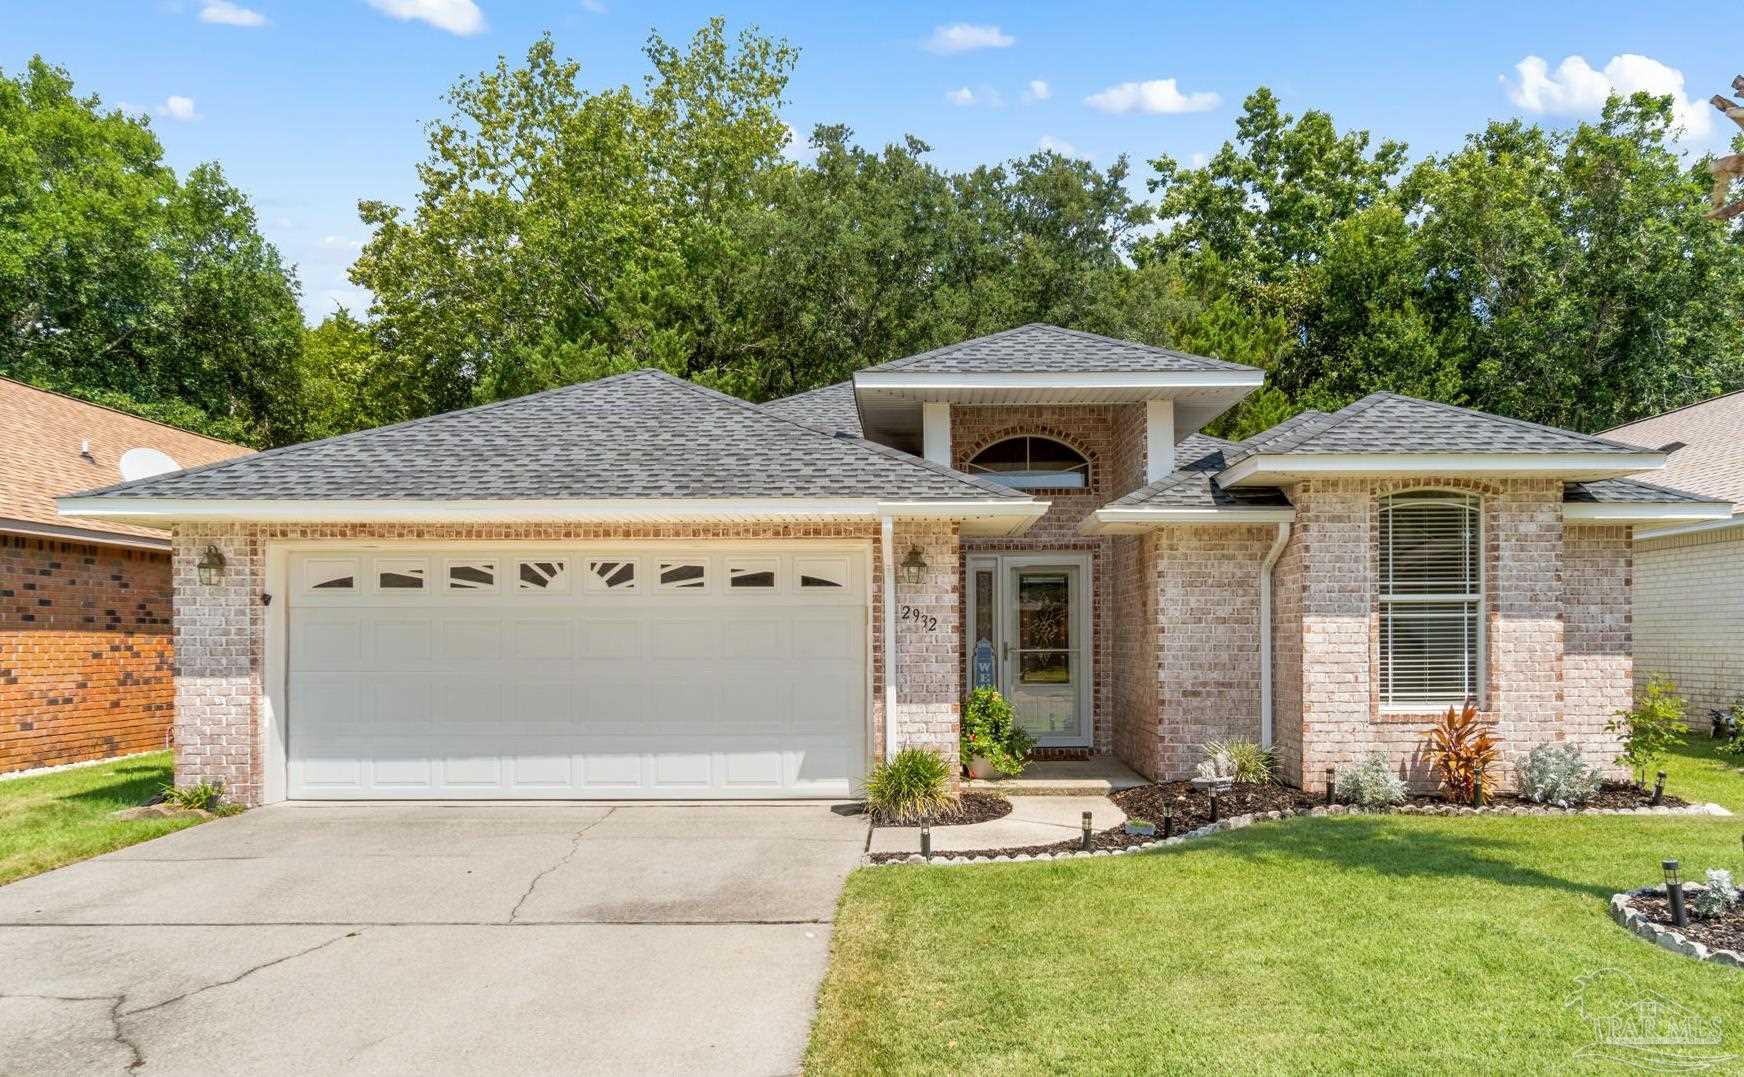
[1,378,250,774]
[1605,391,1744,718]
[55,326,1730,803]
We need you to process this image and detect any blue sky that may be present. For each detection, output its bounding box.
[6,1,1737,323]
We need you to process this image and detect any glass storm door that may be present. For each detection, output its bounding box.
[966,556,1090,746]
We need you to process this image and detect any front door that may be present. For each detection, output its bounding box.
[966,554,1091,746]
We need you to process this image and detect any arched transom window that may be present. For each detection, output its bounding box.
[1379,490,1482,707]
[966,436,1089,490]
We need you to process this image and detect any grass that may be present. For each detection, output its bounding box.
[0,752,206,886]
[1661,732,1744,812]
[809,758,1744,1075]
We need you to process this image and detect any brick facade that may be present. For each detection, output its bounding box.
[1,535,175,773]
[1274,477,1628,792]
[1632,523,1744,718]
[170,520,960,805]
[950,403,1148,753]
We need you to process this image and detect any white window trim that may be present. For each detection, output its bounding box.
[1377,491,1485,711]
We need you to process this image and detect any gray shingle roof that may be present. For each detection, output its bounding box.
[68,369,1027,503]
[1111,433,1294,511]
[1562,478,1727,504]
[761,381,862,436]
[1222,393,1651,462]
[861,324,1256,375]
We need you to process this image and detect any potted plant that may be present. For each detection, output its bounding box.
[960,687,1035,779]
[1124,818,1156,837]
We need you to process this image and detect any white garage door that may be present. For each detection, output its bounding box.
[285,545,868,799]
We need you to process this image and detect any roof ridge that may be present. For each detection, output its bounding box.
[867,325,1039,373]
[0,375,249,451]
[1034,324,1244,370]
[68,369,657,499]
[764,380,852,405]
[641,370,1028,500]
[1256,395,1386,454]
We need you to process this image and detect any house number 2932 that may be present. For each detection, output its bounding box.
[900,606,939,632]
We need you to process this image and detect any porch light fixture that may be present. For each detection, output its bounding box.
[899,546,929,586]
[196,545,226,586]
[1663,859,1688,927]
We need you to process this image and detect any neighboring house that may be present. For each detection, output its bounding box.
[1605,392,1744,718]
[1,378,250,774]
[56,326,1729,803]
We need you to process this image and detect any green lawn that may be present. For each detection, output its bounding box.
[1662,732,1744,812]
[0,752,206,886]
[810,762,1744,1074]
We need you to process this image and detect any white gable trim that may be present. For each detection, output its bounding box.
[1080,505,1296,534]
[854,369,1264,393]
[1218,451,1667,488]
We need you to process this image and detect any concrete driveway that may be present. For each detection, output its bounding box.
[0,802,867,1076]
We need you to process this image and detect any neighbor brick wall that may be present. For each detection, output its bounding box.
[171,520,960,804]
[1,535,174,773]
[1287,477,1627,792]
[1632,523,1744,719]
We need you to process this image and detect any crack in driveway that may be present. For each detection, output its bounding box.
[118,930,362,1020]
[1,992,142,1071]
[507,808,615,923]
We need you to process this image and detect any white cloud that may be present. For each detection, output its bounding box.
[1085,78,1220,115]
[1190,152,1208,168]
[922,23,1014,55]
[945,85,1003,108]
[1504,53,1712,139]
[199,1,267,26]
[320,235,365,251]
[1037,135,1088,160]
[580,0,607,11]
[156,95,200,122]
[1025,79,1051,102]
[365,0,484,36]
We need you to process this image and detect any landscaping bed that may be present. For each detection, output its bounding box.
[870,791,1011,827]
[1621,890,1744,955]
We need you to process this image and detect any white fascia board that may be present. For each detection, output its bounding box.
[0,517,170,550]
[1217,451,1668,488]
[876,498,1051,536]
[58,495,1049,531]
[853,369,1265,392]
[1080,506,1296,534]
[1634,512,1744,541]
[1563,502,1735,525]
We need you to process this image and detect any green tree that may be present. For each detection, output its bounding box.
[0,57,305,446]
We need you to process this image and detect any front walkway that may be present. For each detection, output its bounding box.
[869,795,1128,854]
[0,802,865,1076]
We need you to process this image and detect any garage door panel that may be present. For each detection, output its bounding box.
[288,547,867,799]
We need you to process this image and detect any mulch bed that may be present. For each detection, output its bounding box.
[1113,781,1319,833]
[871,792,1012,828]
[1623,892,1744,955]
[1394,782,1688,811]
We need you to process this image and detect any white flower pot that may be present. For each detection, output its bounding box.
[967,755,999,780]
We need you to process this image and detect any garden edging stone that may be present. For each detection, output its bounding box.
[1610,887,1744,969]
[866,800,1733,867]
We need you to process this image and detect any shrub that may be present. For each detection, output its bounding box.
[1423,701,1501,804]
[960,688,1035,777]
[1520,743,1601,807]
[1201,739,1275,784]
[159,781,224,812]
[1334,753,1407,809]
[865,748,955,823]
[1606,674,1689,786]
[1692,869,1740,920]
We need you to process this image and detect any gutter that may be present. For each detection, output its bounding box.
[1259,522,1292,749]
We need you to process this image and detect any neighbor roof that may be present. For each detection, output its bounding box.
[62,369,1024,505]
[1603,390,1744,505]
[858,324,1256,375]
[0,377,249,546]
[761,380,862,436]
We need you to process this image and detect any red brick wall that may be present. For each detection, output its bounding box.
[1,535,174,773]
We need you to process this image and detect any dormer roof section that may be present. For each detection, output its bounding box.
[851,324,1262,452]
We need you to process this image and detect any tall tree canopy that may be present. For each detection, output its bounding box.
[0,57,306,446]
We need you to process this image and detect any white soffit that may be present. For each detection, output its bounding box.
[1566,502,1736,527]
[1218,451,1669,487]
[57,496,1051,537]
[1080,506,1297,534]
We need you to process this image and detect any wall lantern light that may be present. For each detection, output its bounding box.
[899,546,929,586]
[197,545,227,586]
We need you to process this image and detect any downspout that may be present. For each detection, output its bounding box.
[881,514,899,760]
[1259,522,1292,750]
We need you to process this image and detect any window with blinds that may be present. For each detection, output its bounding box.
[1378,491,1481,707]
